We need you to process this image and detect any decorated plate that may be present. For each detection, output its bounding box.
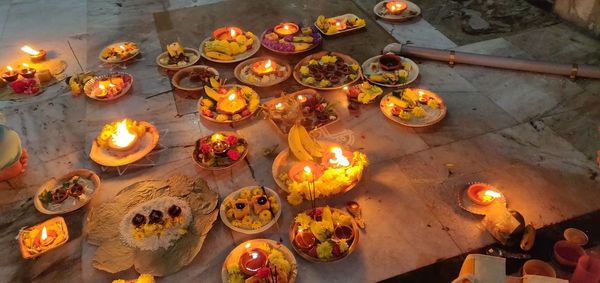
[293,51,362,90]
[379,89,446,127]
[362,54,419,88]
[219,186,282,234]
[234,57,291,87]
[198,84,260,124]
[199,33,260,63]
[260,24,322,55]
[374,0,422,22]
[192,131,248,171]
[314,14,366,36]
[155,48,200,70]
[171,65,219,92]
[99,42,140,64]
[34,169,101,215]
[89,121,159,167]
[84,72,133,101]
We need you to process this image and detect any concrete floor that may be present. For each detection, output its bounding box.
[0,0,598,282]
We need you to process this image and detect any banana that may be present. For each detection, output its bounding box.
[288,125,313,161]
[295,124,323,158]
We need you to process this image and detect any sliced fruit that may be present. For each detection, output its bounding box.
[293,43,312,52]
[295,124,323,158]
[205,51,233,61]
[203,85,221,101]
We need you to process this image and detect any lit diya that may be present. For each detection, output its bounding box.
[222,239,297,283]
[1,66,19,82]
[202,27,258,62]
[89,118,159,167]
[199,81,260,123]
[458,182,507,215]
[19,216,69,259]
[235,57,292,87]
[21,45,47,63]
[274,22,299,36]
[386,1,408,14]
[19,63,36,79]
[84,72,133,100]
[213,26,243,41]
[192,131,248,170]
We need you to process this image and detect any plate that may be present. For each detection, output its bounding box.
[289,207,359,263]
[34,169,101,215]
[374,1,422,22]
[362,55,419,88]
[199,34,260,63]
[171,65,219,92]
[84,72,133,101]
[379,90,447,127]
[155,48,200,70]
[260,26,322,55]
[221,239,297,283]
[89,121,159,167]
[192,131,248,171]
[99,42,140,64]
[457,184,507,216]
[314,13,366,35]
[198,84,260,124]
[293,51,362,90]
[219,186,282,234]
[234,57,291,87]
[263,89,339,135]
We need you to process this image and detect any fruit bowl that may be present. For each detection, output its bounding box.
[289,206,359,263]
[219,186,281,234]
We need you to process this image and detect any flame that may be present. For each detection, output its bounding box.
[283,24,289,30]
[265,59,272,69]
[480,190,502,203]
[21,45,40,56]
[303,165,312,174]
[228,93,236,101]
[343,86,348,92]
[251,251,258,259]
[119,45,126,51]
[41,226,48,241]
[275,102,284,110]
[329,147,350,167]
[230,28,236,38]
[99,84,106,90]
[245,243,251,249]
[418,90,425,95]
[6,66,13,72]
[111,119,137,148]
[387,103,394,107]
[297,95,305,102]
[336,22,341,27]
[22,63,29,68]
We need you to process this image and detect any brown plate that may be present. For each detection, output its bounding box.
[379,92,447,127]
[89,121,159,167]
[34,169,101,215]
[234,57,291,87]
[172,65,219,92]
[293,51,362,90]
[192,131,248,171]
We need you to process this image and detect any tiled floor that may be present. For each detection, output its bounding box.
[0,0,598,282]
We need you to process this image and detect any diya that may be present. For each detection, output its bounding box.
[192,131,249,170]
[274,22,299,36]
[19,63,36,79]
[386,1,408,14]
[2,66,19,82]
[19,216,69,259]
[234,57,292,87]
[21,45,47,63]
[458,182,508,216]
[467,183,503,206]
[222,239,297,283]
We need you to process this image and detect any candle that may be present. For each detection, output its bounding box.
[386,1,408,14]
[19,63,36,79]
[21,45,47,63]
[2,66,19,82]
[274,22,299,36]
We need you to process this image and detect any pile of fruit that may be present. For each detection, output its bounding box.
[262,25,322,53]
[199,78,260,122]
[346,81,383,104]
[291,206,357,261]
[203,30,255,61]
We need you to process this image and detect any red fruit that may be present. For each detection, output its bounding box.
[315,104,325,112]
[348,86,359,98]
[391,106,401,116]
[332,243,341,257]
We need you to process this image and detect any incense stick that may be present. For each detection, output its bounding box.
[67,40,84,72]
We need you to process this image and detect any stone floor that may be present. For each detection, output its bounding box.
[0,0,598,282]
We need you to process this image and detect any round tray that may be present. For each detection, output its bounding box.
[192,131,248,171]
[293,51,362,90]
[155,48,200,70]
[34,169,101,215]
[99,42,140,64]
[457,183,507,216]
[221,239,297,283]
[234,57,292,87]
[171,65,219,92]
[272,140,362,194]
[362,55,419,88]
[260,29,322,55]
[379,92,447,127]
[197,84,259,124]
[83,72,133,101]
[89,121,160,167]
[373,0,422,22]
[219,186,282,234]
[199,34,260,63]
[289,207,359,263]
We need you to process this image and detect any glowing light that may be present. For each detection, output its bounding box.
[228,93,236,101]
[265,59,272,69]
[418,90,425,95]
[283,24,289,31]
[343,86,348,92]
[41,226,48,241]
[6,66,13,72]
[251,251,258,259]
[99,84,106,90]
[388,103,394,107]
[303,165,312,174]
[22,63,30,68]
[245,243,251,249]
[275,102,284,110]
[329,147,350,167]
[481,190,501,202]
[111,119,137,148]
[21,45,40,56]
[297,94,306,103]
[119,45,126,51]
[230,28,236,38]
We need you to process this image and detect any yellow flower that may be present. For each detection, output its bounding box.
[316,241,333,259]
[329,56,338,63]
[241,216,253,227]
[308,59,318,65]
[427,99,439,109]
[259,210,273,222]
[251,220,263,229]
[300,66,310,75]
[412,106,426,117]
[338,240,349,253]
[215,114,229,121]
[287,192,304,205]
[319,79,331,87]
[251,187,263,196]
[231,220,243,227]
[399,111,411,120]
[303,77,316,85]
[225,208,235,220]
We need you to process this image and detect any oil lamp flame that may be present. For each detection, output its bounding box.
[251,251,258,259]
[283,24,289,30]
[265,60,272,69]
[41,226,48,241]
[7,66,13,72]
[119,45,126,51]
[228,93,236,101]
[303,165,312,174]
[111,119,137,148]
[418,90,425,95]
[230,28,236,38]
[329,147,350,167]
[22,63,30,68]
[275,102,284,110]
[245,243,251,249]
[99,84,106,90]
[483,190,501,199]
[21,45,40,56]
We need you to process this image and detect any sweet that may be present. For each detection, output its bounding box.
[297,53,360,88]
[222,186,280,231]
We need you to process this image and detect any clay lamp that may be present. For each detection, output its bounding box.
[385,1,408,15]
[251,59,277,76]
[467,183,502,206]
[274,22,299,36]
[210,133,230,155]
[21,45,47,63]
[239,247,268,276]
[379,53,402,71]
[19,63,36,79]
[213,27,243,41]
[2,66,19,82]
[416,89,431,104]
[107,119,140,152]
[19,216,69,259]
[288,162,323,182]
[332,224,354,242]
[294,228,316,250]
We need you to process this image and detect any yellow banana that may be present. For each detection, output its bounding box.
[288,125,313,161]
[295,124,323,158]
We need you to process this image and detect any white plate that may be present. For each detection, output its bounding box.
[379,92,447,127]
[99,42,140,64]
[199,34,260,63]
[362,55,419,88]
[155,48,200,70]
[234,57,291,87]
[34,169,101,215]
[219,186,282,234]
